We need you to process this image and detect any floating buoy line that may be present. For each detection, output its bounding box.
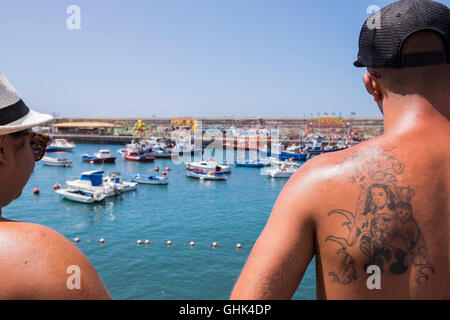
[71,237,245,249]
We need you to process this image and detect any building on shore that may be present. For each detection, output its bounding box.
[52,122,122,135]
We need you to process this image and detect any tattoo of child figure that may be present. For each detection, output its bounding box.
[325,146,435,285]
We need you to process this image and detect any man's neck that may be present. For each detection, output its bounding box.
[382,93,450,135]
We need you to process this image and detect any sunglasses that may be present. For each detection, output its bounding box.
[25,132,49,161]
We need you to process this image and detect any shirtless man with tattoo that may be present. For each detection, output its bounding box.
[231,0,450,299]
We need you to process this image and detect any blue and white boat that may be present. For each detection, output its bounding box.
[65,170,120,197]
[130,174,169,185]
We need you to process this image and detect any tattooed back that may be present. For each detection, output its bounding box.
[311,129,449,299]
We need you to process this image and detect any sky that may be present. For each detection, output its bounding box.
[1,0,449,118]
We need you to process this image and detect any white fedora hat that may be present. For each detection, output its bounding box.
[0,72,53,136]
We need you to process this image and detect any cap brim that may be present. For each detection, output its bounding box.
[353,60,366,67]
[0,109,53,135]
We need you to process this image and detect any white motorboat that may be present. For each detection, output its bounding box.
[103,172,138,192]
[47,139,75,152]
[42,156,72,167]
[130,174,169,185]
[66,170,119,197]
[186,165,227,180]
[56,188,105,203]
[266,165,297,178]
[186,160,232,173]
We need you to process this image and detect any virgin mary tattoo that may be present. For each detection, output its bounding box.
[325,146,434,285]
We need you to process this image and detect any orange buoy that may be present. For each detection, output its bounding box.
[212,242,218,248]
[145,240,150,245]
[99,238,105,243]
[189,241,195,246]
[165,166,170,171]
[53,183,60,190]
[33,187,40,195]
[155,167,159,172]
[166,240,172,246]
[74,237,80,242]
[162,171,167,176]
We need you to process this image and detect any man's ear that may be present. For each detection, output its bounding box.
[363,73,383,103]
[0,137,9,166]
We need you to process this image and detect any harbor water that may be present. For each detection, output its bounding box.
[4,143,316,299]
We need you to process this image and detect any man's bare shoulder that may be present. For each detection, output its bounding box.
[0,221,110,299]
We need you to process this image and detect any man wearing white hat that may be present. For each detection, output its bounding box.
[0,73,111,299]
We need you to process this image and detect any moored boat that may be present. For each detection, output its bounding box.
[186,165,227,180]
[56,188,105,203]
[266,166,297,178]
[104,172,138,192]
[82,149,116,163]
[42,156,72,167]
[47,139,75,152]
[66,170,119,197]
[119,143,155,162]
[186,160,232,173]
[130,174,169,185]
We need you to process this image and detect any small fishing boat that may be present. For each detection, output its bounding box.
[266,165,297,178]
[47,139,75,152]
[82,149,116,163]
[42,156,72,167]
[104,172,138,192]
[186,160,232,173]
[235,159,270,167]
[186,165,227,180]
[119,143,155,162]
[130,174,169,185]
[56,188,105,203]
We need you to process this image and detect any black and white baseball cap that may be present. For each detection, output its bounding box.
[354,0,450,68]
[0,73,53,135]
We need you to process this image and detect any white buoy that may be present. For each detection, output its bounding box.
[145,240,150,245]
[166,240,172,246]
[137,240,142,245]
[212,242,218,248]
[99,238,105,243]
[74,237,80,243]
[189,241,195,246]
[236,243,242,249]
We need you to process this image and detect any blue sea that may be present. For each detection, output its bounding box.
[4,143,316,300]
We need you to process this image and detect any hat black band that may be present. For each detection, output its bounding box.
[401,51,447,67]
[0,99,30,126]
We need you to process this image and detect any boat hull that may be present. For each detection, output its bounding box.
[82,157,116,164]
[56,189,104,203]
[186,169,227,180]
[122,154,155,162]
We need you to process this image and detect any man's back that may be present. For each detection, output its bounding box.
[313,125,449,299]
[231,124,449,300]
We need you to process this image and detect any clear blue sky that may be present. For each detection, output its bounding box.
[2,0,448,118]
